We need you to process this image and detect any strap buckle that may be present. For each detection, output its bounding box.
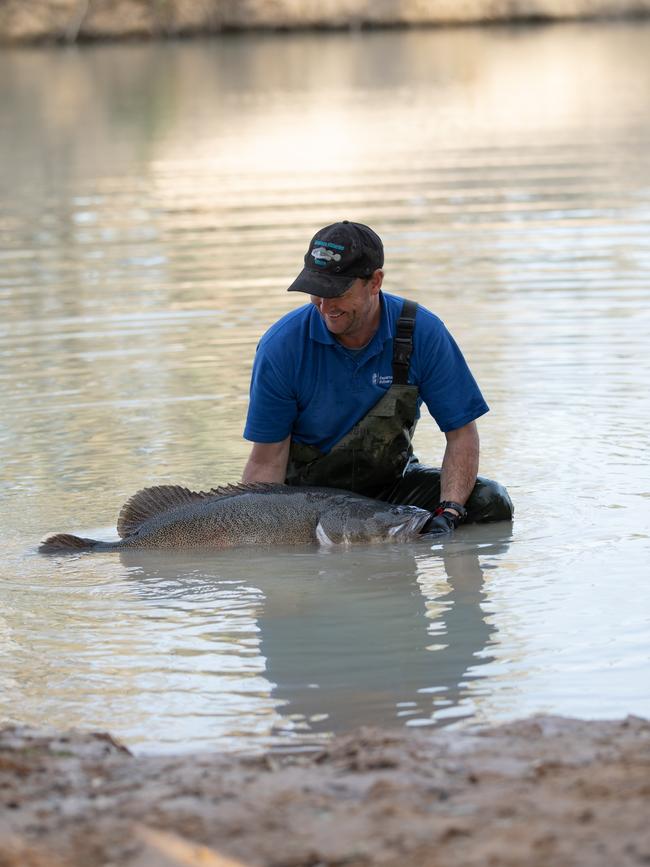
[391,300,418,386]
[393,337,412,369]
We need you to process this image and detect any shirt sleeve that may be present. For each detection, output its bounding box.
[243,342,298,443]
[414,312,489,432]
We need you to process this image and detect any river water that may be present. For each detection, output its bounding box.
[1,21,649,754]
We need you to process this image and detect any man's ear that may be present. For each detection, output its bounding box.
[370,268,384,295]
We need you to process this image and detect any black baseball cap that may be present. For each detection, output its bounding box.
[287,221,384,298]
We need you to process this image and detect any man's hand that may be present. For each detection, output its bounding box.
[423,509,461,536]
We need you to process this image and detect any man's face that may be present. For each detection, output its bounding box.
[310,270,383,345]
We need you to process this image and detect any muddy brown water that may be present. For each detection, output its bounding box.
[1,22,649,754]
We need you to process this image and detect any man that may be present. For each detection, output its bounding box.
[242,221,513,534]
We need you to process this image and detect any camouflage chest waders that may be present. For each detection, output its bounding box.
[285,300,420,498]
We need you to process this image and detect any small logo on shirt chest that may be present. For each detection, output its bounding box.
[372,373,393,387]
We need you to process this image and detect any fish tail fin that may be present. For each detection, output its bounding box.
[38,533,101,554]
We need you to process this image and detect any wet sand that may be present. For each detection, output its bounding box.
[1,715,649,867]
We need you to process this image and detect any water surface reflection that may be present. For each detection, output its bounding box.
[108,532,507,751]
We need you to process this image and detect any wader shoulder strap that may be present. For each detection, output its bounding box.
[392,299,418,385]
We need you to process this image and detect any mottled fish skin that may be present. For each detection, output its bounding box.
[39,484,432,553]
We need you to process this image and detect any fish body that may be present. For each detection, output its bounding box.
[39,483,432,553]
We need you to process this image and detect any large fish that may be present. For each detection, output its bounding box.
[39,483,432,553]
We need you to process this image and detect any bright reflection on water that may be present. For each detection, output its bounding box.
[1,22,649,753]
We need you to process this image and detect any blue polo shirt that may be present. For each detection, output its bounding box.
[243,292,488,452]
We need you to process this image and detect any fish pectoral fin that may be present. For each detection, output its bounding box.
[315,509,357,545]
[315,519,339,546]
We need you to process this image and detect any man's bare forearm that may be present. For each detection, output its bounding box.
[242,436,291,484]
[440,421,480,506]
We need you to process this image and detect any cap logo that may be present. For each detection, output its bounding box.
[311,247,342,267]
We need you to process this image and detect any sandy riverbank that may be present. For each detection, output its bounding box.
[2,0,650,43]
[1,715,649,866]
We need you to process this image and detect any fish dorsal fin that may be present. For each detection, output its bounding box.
[116,482,285,538]
[117,485,208,538]
[203,482,283,499]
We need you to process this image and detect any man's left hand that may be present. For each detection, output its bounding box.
[422,510,460,535]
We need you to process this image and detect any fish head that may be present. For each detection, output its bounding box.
[316,499,432,545]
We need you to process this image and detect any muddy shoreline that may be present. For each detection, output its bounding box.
[1,715,649,866]
[2,0,650,44]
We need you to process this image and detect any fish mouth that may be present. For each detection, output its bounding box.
[388,511,433,540]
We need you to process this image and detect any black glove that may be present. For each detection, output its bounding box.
[421,501,467,536]
[422,510,459,535]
